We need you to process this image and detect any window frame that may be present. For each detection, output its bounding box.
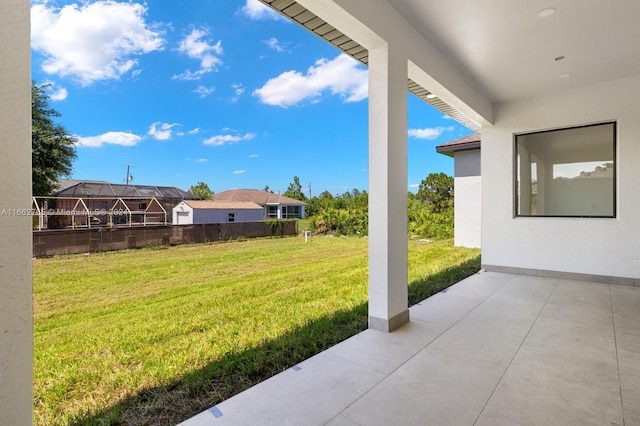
[227,212,235,222]
[513,122,617,219]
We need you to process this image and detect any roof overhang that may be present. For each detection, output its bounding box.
[258,0,493,131]
[435,133,481,157]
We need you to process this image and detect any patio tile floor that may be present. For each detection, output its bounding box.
[180,271,640,426]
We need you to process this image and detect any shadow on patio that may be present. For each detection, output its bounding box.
[181,271,640,426]
[70,257,481,425]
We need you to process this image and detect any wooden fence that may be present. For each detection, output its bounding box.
[33,221,298,258]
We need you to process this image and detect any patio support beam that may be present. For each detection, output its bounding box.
[0,0,32,424]
[367,42,409,332]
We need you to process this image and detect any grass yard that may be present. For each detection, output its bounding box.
[33,236,480,425]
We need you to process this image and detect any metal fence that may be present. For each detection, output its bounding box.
[33,221,298,258]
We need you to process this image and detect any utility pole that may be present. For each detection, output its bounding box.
[125,165,133,185]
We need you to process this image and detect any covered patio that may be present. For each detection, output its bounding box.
[182,272,640,425]
[2,0,640,424]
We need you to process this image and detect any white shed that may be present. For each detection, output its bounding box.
[173,200,264,225]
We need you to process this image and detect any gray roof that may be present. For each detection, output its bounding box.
[435,132,481,157]
[55,180,199,200]
[214,189,306,206]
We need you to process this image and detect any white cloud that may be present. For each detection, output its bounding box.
[148,122,180,140]
[232,170,246,174]
[194,158,208,163]
[194,85,215,98]
[230,83,246,102]
[248,154,259,158]
[50,86,68,101]
[241,0,282,20]
[254,54,368,107]
[42,80,68,101]
[188,127,201,135]
[263,37,287,53]
[173,29,223,80]
[31,1,164,85]
[76,131,141,148]
[408,183,420,189]
[203,132,256,146]
[408,126,455,140]
[442,114,453,120]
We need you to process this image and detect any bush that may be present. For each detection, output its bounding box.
[311,208,367,236]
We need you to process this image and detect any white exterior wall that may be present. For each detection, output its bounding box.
[482,73,640,279]
[0,0,33,424]
[173,202,194,225]
[453,149,481,248]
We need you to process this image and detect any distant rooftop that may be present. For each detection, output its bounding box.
[436,132,481,157]
[182,200,263,210]
[214,189,306,206]
[55,180,198,200]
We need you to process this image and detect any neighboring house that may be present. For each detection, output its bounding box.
[173,200,264,225]
[436,133,481,248]
[54,180,199,214]
[34,180,200,227]
[213,189,306,219]
[5,2,640,422]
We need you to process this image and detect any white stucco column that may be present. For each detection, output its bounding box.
[368,42,409,332]
[0,0,33,424]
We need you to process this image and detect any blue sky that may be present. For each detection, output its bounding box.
[30,0,472,195]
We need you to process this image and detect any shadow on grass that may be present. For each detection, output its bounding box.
[70,254,481,426]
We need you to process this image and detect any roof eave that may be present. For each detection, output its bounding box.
[435,141,481,157]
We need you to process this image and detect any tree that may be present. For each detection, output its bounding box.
[189,181,213,200]
[32,81,77,195]
[283,176,307,201]
[263,185,274,193]
[416,172,454,213]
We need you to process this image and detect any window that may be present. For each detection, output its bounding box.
[228,213,235,222]
[267,205,278,218]
[282,205,301,218]
[515,122,615,217]
[138,203,147,210]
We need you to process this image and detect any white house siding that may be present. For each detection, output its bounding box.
[173,202,194,225]
[175,211,192,225]
[482,73,640,280]
[453,149,481,248]
[0,0,32,424]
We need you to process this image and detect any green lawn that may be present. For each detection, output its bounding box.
[33,236,480,425]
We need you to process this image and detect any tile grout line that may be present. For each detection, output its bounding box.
[609,285,626,426]
[327,272,516,424]
[473,277,560,425]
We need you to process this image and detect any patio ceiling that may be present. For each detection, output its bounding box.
[261,0,640,113]
[386,0,640,103]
